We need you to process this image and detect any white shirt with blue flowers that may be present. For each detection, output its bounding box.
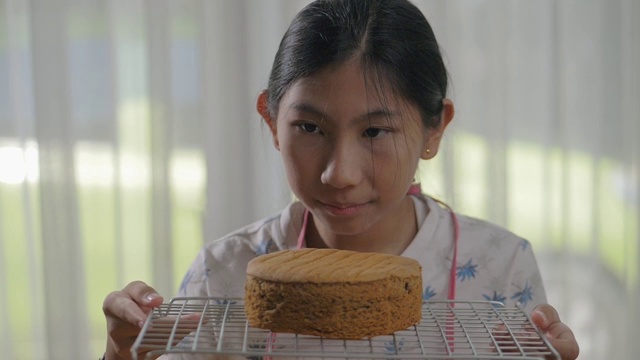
[177,194,546,314]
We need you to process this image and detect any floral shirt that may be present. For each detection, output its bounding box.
[178,194,546,314]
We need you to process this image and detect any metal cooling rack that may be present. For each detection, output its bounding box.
[132,297,559,360]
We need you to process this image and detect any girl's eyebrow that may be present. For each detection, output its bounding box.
[289,102,400,123]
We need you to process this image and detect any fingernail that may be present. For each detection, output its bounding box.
[535,310,548,324]
[138,320,145,328]
[145,293,160,302]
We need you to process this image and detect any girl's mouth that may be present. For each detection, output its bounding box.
[320,201,369,216]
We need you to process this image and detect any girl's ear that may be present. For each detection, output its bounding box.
[257,90,280,150]
[421,98,454,160]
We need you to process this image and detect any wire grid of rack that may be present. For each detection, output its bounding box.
[132,297,560,359]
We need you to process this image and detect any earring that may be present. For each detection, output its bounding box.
[425,148,431,154]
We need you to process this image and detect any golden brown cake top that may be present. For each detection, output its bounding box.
[246,248,421,283]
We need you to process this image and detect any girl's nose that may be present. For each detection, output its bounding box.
[320,142,363,189]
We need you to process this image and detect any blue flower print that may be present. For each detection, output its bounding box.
[456,259,478,282]
[483,291,506,307]
[384,338,404,355]
[423,285,437,300]
[214,298,237,306]
[256,238,275,256]
[511,281,533,307]
[178,268,194,295]
[519,239,530,251]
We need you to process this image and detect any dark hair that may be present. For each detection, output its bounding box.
[266,0,448,129]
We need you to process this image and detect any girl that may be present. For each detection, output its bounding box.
[102,0,579,359]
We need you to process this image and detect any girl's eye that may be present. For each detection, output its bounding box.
[363,127,389,138]
[297,123,321,134]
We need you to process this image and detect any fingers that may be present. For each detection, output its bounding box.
[103,281,164,327]
[544,322,578,360]
[531,304,558,331]
[103,281,166,360]
[123,280,165,308]
[547,332,580,360]
[531,304,580,360]
[105,293,149,329]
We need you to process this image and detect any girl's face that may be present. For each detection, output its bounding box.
[259,59,442,238]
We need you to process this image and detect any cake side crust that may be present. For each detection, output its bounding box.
[244,273,422,339]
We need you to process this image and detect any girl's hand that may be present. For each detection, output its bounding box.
[531,304,580,360]
[102,281,164,360]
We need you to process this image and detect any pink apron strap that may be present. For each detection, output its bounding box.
[296,209,310,250]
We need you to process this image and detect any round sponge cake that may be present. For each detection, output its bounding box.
[244,248,422,339]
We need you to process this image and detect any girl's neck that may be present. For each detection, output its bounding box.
[305,196,419,255]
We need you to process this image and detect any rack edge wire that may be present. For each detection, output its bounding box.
[131,298,560,360]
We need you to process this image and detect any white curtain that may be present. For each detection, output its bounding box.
[0,0,637,359]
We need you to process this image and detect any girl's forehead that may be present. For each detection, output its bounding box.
[284,59,410,111]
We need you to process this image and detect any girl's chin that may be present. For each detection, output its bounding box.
[312,214,376,237]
